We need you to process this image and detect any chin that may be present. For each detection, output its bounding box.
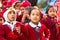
[10,19,15,21]
[33,21,38,23]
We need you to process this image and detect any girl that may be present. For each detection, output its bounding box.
[16,0,31,22]
[24,9,50,40]
[13,1,21,13]
[0,7,26,40]
[13,1,23,22]
[41,6,58,40]
[21,7,32,24]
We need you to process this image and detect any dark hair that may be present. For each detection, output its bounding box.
[31,8,40,12]
[13,1,21,8]
[29,8,41,16]
[46,6,57,14]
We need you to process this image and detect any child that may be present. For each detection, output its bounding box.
[13,1,23,22]
[25,9,50,40]
[21,7,32,24]
[41,6,58,40]
[13,1,21,13]
[16,0,31,22]
[0,7,26,40]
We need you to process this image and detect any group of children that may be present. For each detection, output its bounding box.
[0,0,60,40]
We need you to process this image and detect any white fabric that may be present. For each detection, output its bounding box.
[3,21,17,32]
[3,7,17,32]
[29,22,41,28]
[3,7,16,22]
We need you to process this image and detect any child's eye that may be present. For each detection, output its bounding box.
[36,14,39,16]
[32,13,35,16]
[9,12,11,14]
[50,11,52,12]
[16,4,20,7]
[13,13,15,14]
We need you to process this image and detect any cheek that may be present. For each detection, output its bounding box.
[15,15,16,18]
[54,13,57,15]
[30,15,33,19]
[37,16,40,20]
[30,16,33,19]
[48,12,52,15]
[7,14,11,19]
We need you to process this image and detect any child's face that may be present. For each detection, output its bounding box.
[20,7,25,13]
[30,9,40,24]
[15,3,21,10]
[48,7,57,17]
[7,11,16,22]
[0,17,4,24]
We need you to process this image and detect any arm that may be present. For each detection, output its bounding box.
[44,25,50,40]
[0,26,7,40]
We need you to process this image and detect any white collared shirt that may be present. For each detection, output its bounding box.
[3,21,17,32]
[29,22,41,28]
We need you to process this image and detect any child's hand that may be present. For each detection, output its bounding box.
[16,27,21,34]
[57,23,60,27]
[26,14,30,20]
[43,14,47,19]
[22,12,27,23]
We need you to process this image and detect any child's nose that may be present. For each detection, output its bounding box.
[11,13,15,15]
[34,15,37,18]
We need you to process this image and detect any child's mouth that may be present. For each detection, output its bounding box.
[11,17,15,19]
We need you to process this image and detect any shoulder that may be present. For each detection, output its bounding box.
[16,22,23,27]
[25,23,31,28]
[41,24,47,29]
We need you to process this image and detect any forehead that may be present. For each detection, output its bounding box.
[9,10,15,12]
[31,9,40,13]
[8,11,15,14]
[49,7,56,11]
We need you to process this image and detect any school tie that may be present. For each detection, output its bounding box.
[34,26,40,32]
[34,26,40,40]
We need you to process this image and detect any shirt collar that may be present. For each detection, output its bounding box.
[3,21,17,32]
[29,22,41,28]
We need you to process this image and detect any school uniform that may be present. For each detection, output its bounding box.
[0,21,26,40]
[16,12,30,24]
[41,15,58,40]
[0,8,26,40]
[24,22,50,40]
[16,12,23,22]
[56,22,60,40]
[58,27,60,40]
